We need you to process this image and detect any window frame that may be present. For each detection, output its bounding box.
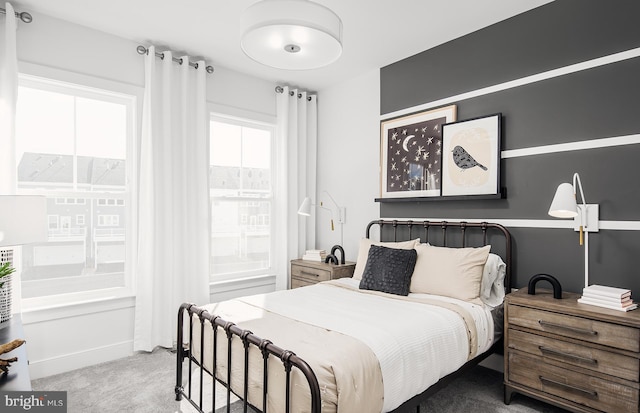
[15,68,139,306]
[209,112,277,282]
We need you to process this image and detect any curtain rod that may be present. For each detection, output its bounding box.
[0,6,33,23]
[136,45,214,74]
[275,85,314,101]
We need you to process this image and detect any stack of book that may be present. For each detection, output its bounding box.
[578,284,637,312]
[302,249,327,262]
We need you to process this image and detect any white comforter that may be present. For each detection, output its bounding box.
[238,278,495,412]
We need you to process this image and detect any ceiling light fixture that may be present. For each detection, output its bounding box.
[240,0,343,70]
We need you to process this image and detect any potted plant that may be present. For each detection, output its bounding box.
[0,262,15,323]
[0,262,15,289]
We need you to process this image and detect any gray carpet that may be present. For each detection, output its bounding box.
[32,348,568,413]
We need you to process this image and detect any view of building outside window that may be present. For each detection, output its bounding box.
[15,79,132,298]
[210,117,273,279]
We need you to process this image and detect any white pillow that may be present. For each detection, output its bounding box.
[352,238,420,280]
[410,244,491,304]
[480,253,506,309]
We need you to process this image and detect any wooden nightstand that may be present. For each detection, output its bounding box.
[290,259,355,289]
[504,288,640,413]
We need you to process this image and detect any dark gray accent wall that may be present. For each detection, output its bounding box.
[456,58,640,149]
[379,0,640,296]
[381,0,640,114]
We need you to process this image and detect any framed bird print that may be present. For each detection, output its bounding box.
[441,113,501,197]
[380,105,457,198]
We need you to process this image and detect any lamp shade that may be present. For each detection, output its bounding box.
[297,197,312,216]
[548,183,578,218]
[240,0,343,70]
[0,195,48,247]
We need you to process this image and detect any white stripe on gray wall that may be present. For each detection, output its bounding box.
[379,217,640,231]
[501,134,640,159]
[381,46,640,120]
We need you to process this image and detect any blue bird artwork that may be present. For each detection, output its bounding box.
[451,145,487,171]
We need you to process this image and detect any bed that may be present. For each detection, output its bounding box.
[175,219,512,413]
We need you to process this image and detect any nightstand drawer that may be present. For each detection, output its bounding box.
[289,259,355,289]
[508,329,640,382]
[509,352,639,412]
[291,265,331,282]
[509,305,640,352]
[291,277,317,289]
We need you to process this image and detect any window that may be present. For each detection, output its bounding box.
[14,75,134,298]
[98,215,119,227]
[47,215,59,230]
[210,115,275,280]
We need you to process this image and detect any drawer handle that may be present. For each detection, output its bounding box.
[538,320,598,336]
[300,270,320,277]
[539,346,598,365]
[539,376,598,399]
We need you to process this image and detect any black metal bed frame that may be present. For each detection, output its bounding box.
[175,219,512,413]
[366,220,512,293]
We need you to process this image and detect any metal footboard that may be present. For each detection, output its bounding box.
[175,303,321,413]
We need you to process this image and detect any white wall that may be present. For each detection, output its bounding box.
[17,12,277,118]
[15,12,277,379]
[316,69,380,261]
[16,12,143,87]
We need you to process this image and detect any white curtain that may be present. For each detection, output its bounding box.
[274,86,317,290]
[133,46,210,351]
[0,2,22,315]
[0,2,17,193]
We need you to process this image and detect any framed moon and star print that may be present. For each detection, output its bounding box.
[380,105,456,198]
[441,113,501,197]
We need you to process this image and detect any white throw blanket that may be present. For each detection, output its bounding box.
[239,278,494,412]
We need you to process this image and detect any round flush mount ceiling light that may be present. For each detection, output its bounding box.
[240,0,343,70]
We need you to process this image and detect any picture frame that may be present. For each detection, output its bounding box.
[441,113,501,197]
[380,105,456,198]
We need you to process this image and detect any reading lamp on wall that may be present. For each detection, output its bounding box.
[298,191,345,247]
[548,172,599,288]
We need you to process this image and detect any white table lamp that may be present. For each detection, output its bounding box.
[0,195,48,320]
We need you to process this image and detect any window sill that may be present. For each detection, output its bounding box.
[209,273,277,295]
[22,287,135,324]
[20,275,279,324]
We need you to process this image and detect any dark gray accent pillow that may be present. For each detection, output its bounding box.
[359,245,417,296]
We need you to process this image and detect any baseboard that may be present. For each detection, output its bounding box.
[28,340,133,380]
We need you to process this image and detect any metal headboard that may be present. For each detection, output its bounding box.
[366,220,512,294]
